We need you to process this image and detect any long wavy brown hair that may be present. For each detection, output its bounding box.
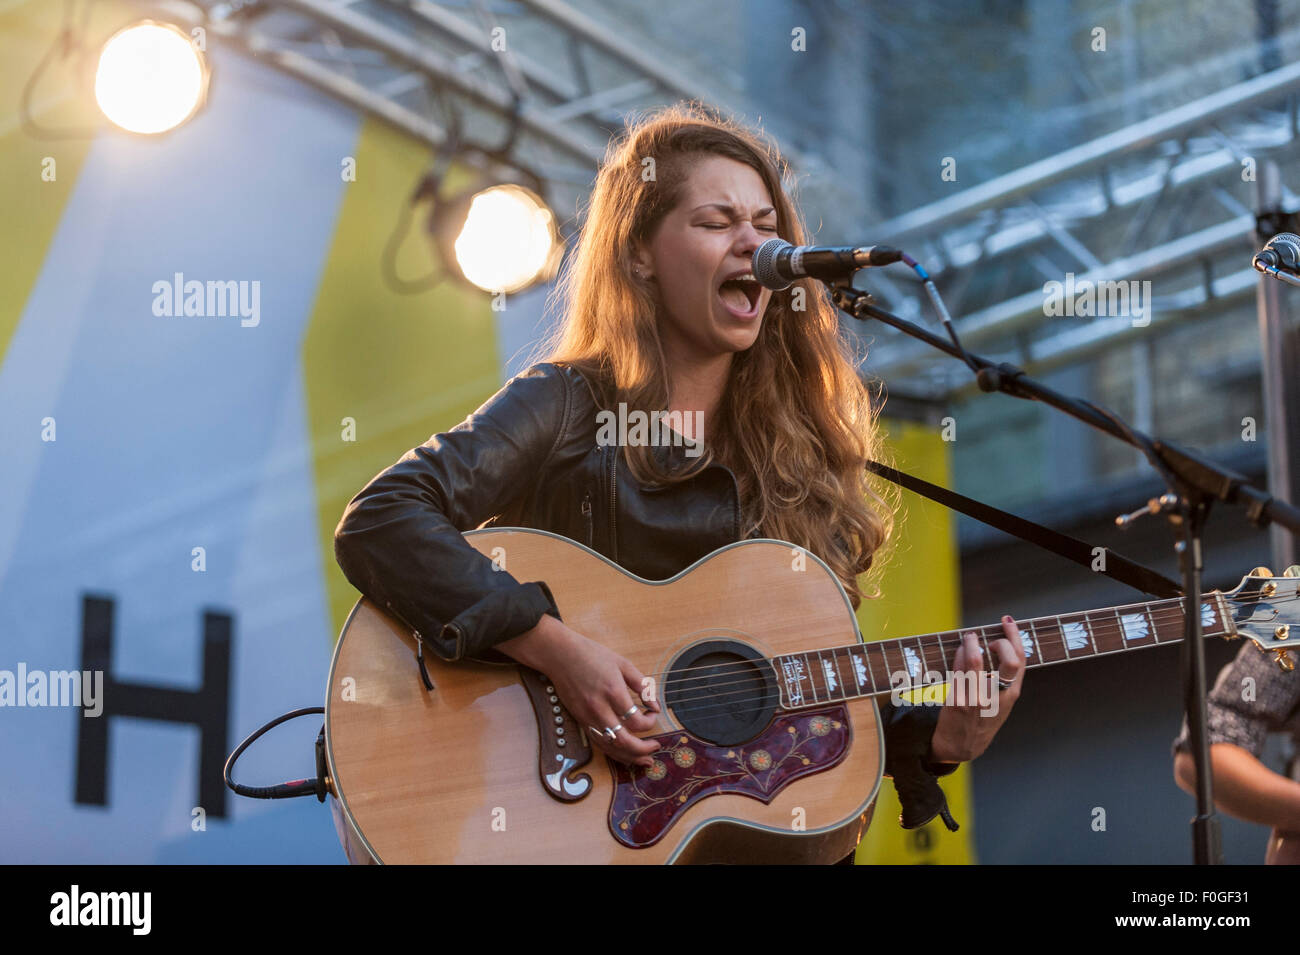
[531,101,897,607]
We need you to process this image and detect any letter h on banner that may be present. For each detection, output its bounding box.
[75,594,233,816]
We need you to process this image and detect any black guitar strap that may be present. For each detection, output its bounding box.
[866,460,1184,599]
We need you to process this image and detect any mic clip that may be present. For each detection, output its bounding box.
[1256,209,1300,240]
[977,361,1027,394]
[829,283,875,317]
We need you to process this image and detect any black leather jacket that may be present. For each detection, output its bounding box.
[333,360,958,831]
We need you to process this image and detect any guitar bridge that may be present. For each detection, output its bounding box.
[519,667,593,801]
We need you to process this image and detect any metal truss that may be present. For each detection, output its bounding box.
[147,0,762,235]
[120,0,1300,405]
[863,58,1300,399]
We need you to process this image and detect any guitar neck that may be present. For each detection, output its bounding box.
[772,591,1236,708]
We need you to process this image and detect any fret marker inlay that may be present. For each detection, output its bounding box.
[1063,621,1089,651]
[821,657,838,692]
[902,646,922,680]
[1120,613,1149,642]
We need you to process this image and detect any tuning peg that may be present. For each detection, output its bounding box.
[1275,649,1295,672]
[1283,565,1300,578]
[1252,566,1274,577]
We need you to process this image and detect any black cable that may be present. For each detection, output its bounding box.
[223,707,328,801]
[897,254,984,378]
[19,0,103,140]
[381,189,449,294]
[470,0,528,160]
[379,101,465,295]
[477,88,525,164]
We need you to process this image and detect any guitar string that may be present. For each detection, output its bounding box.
[661,629,1248,725]
[633,588,1278,687]
[659,603,1232,701]
[644,595,1252,690]
[665,605,1215,723]
[653,622,1232,718]
[559,590,1282,723]
[637,602,1266,721]
[629,629,1282,727]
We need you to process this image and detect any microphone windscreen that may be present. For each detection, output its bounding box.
[752,238,793,290]
[1267,233,1300,269]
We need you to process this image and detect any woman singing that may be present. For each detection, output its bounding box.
[333,102,1025,862]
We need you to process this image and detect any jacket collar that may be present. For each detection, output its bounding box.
[645,440,739,497]
[564,360,740,507]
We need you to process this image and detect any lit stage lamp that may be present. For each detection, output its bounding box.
[431,181,563,294]
[95,21,208,135]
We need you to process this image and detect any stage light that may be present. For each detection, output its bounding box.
[94,21,208,135]
[451,184,561,294]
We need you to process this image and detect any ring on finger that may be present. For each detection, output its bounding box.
[588,724,621,742]
[997,675,1016,690]
[619,704,640,720]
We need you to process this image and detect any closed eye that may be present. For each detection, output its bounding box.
[701,222,777,232]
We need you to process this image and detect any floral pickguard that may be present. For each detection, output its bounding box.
[606,706,852,848]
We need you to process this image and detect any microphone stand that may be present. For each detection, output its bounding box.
[830,281,1300,865]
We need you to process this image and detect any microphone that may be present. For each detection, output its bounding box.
[1253,233,1300,273]
[752,238,903,290]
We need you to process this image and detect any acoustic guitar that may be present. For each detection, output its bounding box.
[323,527,1298,864]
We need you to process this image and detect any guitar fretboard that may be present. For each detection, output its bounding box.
[771,592,1234,708]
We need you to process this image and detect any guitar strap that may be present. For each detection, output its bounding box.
[866,460,1184,599]
[862,461,1184,835]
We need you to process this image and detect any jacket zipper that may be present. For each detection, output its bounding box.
[606,445,618,562]
[580,492,593,548]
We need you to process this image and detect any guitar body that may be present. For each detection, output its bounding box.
[324,528,883,864]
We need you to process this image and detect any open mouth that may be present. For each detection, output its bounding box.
[718,272,762,317]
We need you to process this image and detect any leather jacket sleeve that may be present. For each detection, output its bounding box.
[333,364,566,663]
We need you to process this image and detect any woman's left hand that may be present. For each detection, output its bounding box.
[928,614,1026,764]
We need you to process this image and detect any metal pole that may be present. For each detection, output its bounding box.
[1255,160,1300,571]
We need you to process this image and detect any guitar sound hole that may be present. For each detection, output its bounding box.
[664,640,779,746]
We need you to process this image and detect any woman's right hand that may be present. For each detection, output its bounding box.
[496,614,662,767]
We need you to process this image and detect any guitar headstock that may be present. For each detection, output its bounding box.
[1223,565,1300,671]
